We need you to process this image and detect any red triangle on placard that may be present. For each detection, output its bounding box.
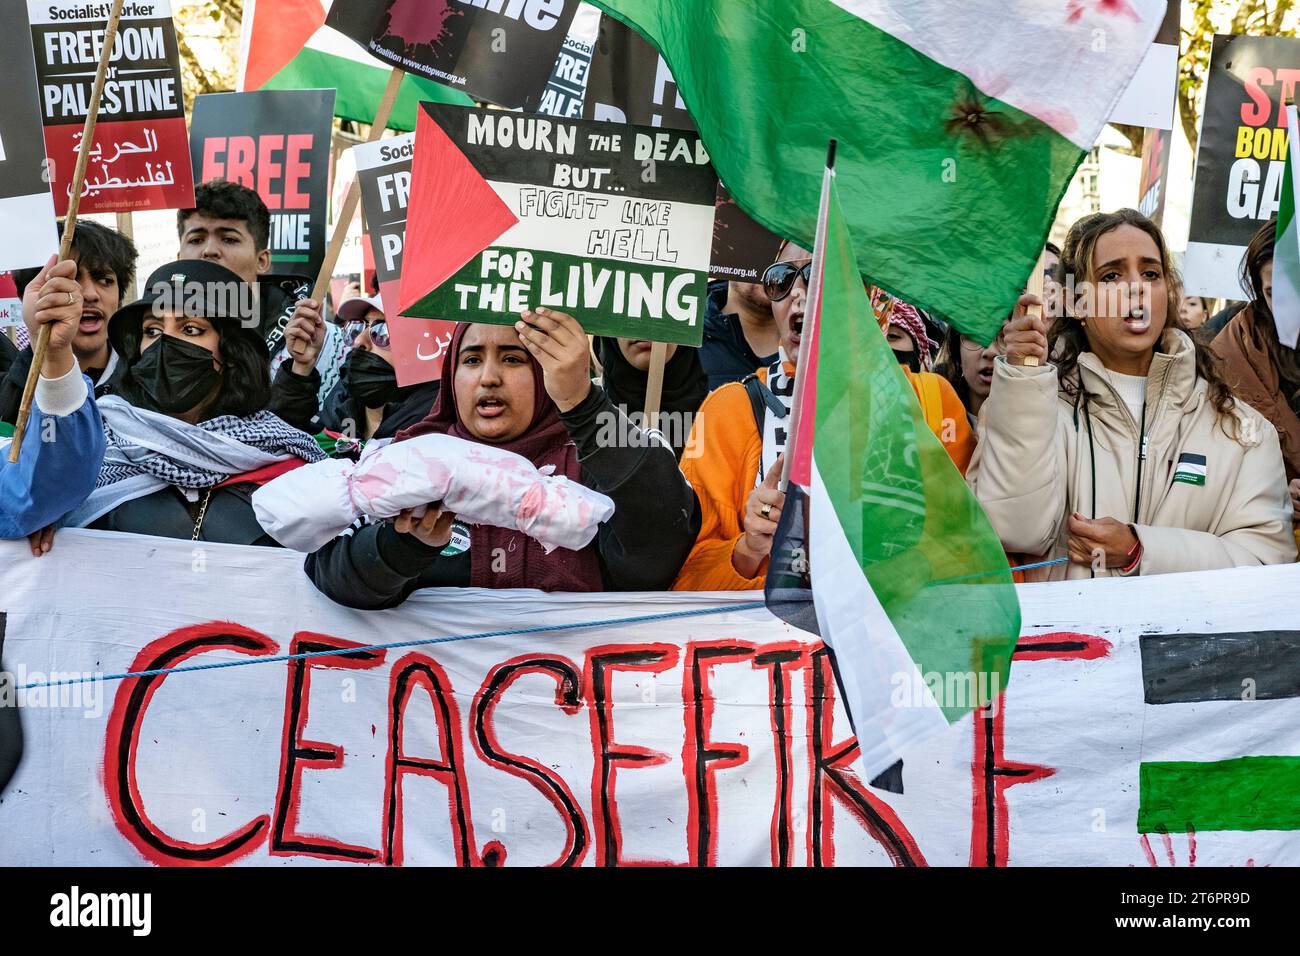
[398,105,519,316]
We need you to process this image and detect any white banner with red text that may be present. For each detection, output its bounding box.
[1,531,1298,866]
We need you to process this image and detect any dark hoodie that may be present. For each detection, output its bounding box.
[0,332,15,380]
[305,322,701,608]
[256,273,324,432]
[699,280,779,391]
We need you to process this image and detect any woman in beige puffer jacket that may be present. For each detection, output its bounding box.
[968,209,1295,581]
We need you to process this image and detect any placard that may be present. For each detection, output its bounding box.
[324,0,581,110]
[0,0,56,270]
[28,0,194,215]
[400,104,717,346]
[353,132,455,385]
[189,89,336,278]
[1186,34,1300,299]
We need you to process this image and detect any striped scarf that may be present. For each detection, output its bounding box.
[60,396,325,528]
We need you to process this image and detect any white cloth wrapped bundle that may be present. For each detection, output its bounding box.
[252,433,614,553]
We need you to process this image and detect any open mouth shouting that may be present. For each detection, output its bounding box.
[78,308,105,336]
[475,394,508,419]
[1122,307,1150,335]
[788,312,805,352]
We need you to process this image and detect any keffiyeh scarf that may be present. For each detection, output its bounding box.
[60,395,325,528]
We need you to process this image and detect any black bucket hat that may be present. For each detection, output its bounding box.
[109,259,269,358]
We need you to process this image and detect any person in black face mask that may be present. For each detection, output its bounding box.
[27,259,325,552]
[313,295,440,455]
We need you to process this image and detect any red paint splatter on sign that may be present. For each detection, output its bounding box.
[384,0,462,49]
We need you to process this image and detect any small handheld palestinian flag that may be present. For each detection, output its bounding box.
[766,144,1020,781]
[1273,102,1300,349]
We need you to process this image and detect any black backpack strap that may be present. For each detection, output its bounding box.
[741,374,765,433]
[741,373,788,435]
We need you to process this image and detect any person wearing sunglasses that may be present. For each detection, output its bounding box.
[672,240,975,592]
[314,295,440,454]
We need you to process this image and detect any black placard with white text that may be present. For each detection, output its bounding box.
[28,0,194,215]
[1186,35,1300,298]
[189,89,335,278]
[325,0,581,110]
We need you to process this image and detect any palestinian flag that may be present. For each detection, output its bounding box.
[1273,103,1300,349]
[238,0,472,132]
[1138,629,1300,839]
[587,0,1165,342]
[767,151,1019,780]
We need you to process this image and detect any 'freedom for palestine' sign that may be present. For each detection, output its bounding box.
[28,0,194,214]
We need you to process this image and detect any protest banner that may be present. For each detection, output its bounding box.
[583,12,694,130]
[1137,127,1172,228]
[2,532,1299,866]
[353,132,456,384]
[537,1,599,119]
[0,0,57,272]
[576,20,778,286]
[712,183,783,284]
[12,0,129,463]
[399,104,718,346]
[1110,0,1178,130]
[1186,34,1300,299]
[324,0,581,110]
[239,0,474,132]
[189,89,336,279]
[28,0,194,216]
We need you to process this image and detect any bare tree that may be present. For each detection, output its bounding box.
[176,0,244,110]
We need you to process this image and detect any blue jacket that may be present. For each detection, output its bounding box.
[0,373,105,539]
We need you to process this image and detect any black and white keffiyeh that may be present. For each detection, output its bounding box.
[60,395,325,528]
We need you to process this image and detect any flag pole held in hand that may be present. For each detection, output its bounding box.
[1021,249,1048,368]
[642,341,668,433]
[10,0,127,463]
[294,66,405,357]
[780,139,837,492]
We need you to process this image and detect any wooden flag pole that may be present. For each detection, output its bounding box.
[10,0,127,463]
[115,211,135,305]
[292,66,404,357]
[1022,249,1048,368]
[642,341,668,433]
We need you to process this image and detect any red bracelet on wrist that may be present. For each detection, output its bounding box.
[1119,532,1142,575]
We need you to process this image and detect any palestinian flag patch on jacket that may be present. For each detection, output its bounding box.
[1174,453,1207,486]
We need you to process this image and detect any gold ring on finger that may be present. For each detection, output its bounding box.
[67,291,77,306]
[760,504,772,519]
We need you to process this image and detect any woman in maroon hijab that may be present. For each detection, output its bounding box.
[305,309,701,607]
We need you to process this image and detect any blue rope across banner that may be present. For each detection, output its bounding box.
[16,601,768,692]
[1007,556,1071,574]
[14,556,1070,693]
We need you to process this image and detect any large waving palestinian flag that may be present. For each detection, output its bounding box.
[587,0,1165,342]
[767,154,1019,780]
[238,0,472,131]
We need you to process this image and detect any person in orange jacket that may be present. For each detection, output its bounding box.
[671,240,974,592]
